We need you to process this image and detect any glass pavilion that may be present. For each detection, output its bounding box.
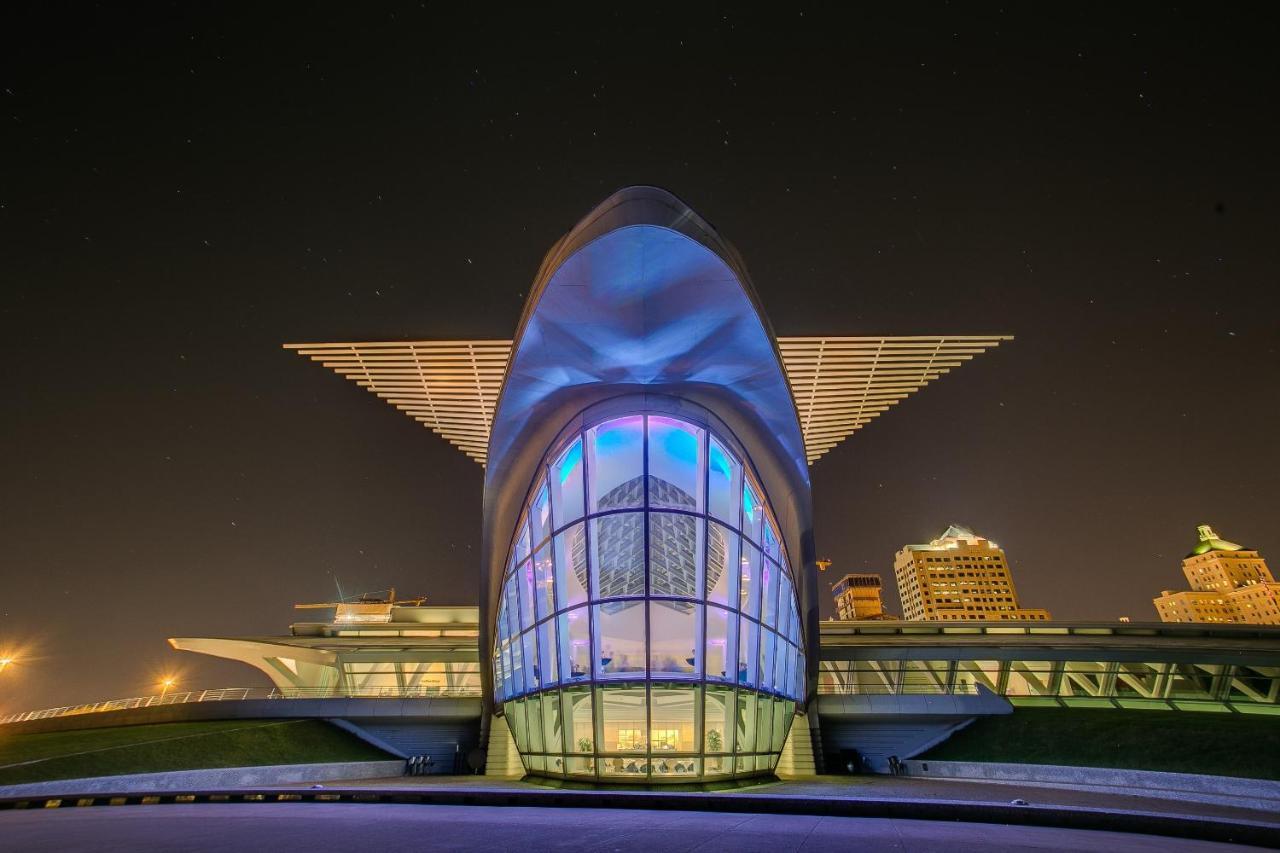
[492,413,805,779]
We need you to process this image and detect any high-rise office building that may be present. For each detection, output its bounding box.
[831,573,894,620]
[893,525,1051,622]
[1153,525,1279,625]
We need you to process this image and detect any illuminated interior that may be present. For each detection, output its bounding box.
[492,412,805,780]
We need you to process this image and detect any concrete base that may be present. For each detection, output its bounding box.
[0,760,404,798]
[903,759,1280,810]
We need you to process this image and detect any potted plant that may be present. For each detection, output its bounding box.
[706,728,723,771]
[577,737,593,772]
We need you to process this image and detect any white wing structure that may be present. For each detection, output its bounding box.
[776,336,1013,463]
[283,340,512,464]
[285,335,1010,466]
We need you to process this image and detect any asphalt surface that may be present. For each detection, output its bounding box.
[314,773,1280,825]
[0,802,1268,852]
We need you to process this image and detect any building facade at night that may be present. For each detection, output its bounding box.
[1154,526,1279,625]
[831,573,893,621]
[894,525,1051,622]
[170,603,481,696]
[275,187,1014,782]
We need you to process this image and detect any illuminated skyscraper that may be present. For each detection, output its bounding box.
[1154,525,1279,624]
[893,525,1051,622]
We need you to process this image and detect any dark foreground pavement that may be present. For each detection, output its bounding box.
[0,802,1267,853]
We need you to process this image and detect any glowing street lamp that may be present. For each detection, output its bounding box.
[158,677,177,699]
[0,657,14,673]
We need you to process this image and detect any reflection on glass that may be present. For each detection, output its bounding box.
[550,438,585,530]
[534,544,555,622]
[740,544,762,620]
[648,512,703,598]
[758,631,774,695]
[647,417,705,511]
[742,479,764,544]
[500,640,514,698]
[530,483,553,548]
[595,602,646,677]
[509,631,525,694]
[772,698,791,751]
[649,601,698,677]
[704,686,734,766]
[561,687,594,773]
[527,692,544,752]
[537,618,558,687]
[506,699,527,752]
[519,560,537,630]
[493,411,805,779]
[735,691,757,752]
[553,524,589,609]
[559,607,591,681]
[649,684,696,753]
[705,605,735,681]
[761,558,779,628]
[542,692,563,754]
[705,523,736,606]
[762,517,782,564]
[504,575,521,634]
[707,436,742,527]
[514,520,532,565]
[521,630,539,692]
[598,685,648,759]
[777,574,792,639]
[738,616,757,686]
[492,649,505,700]
[587,417,644,513]
[650,686,698,777]
[591,514,645,599]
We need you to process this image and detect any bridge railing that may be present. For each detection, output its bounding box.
[0,685,482,725]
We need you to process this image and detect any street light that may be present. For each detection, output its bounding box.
[0,657,13,673]
[159,677,177,699]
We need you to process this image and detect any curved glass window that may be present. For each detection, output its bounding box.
[493,413,806,780]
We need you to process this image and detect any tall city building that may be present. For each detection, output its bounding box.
[893,525,1051,622]
[831,573,893,620]
[1153,525,1279,625]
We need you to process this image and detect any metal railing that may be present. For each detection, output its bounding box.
[0,685,482,725]
[817,682,981,696]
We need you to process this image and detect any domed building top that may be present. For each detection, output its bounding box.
[1188,524,1247,558]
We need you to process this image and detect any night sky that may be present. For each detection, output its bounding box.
[3,5,1277,713]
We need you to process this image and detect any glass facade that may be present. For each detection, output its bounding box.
[493,414,805,780]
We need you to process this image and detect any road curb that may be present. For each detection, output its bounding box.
[2,786,1276,848]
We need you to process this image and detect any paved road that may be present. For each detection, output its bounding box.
[316,773,1280,825]
[0,803,1266,853]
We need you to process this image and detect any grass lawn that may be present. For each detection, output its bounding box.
[919,708,1280,780]
[0,719,394,786]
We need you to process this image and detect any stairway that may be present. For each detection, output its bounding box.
[775,711,817,777]
[483,714,526,777]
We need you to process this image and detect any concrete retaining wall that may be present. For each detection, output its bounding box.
[903,759,1280,809]
[0,760,405,798]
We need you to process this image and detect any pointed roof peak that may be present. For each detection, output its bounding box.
[938,523,978,541]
